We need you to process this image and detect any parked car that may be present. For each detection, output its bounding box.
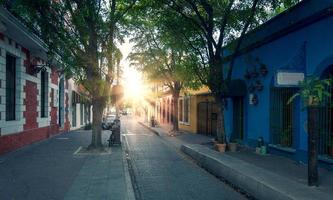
[102,114,116,130]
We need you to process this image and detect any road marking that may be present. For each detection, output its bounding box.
[56,137,69,140]
[123,133,153,136]
[73,147,82,155]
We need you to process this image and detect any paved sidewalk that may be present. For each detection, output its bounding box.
[0,129,132,200]
[139,120,333,200]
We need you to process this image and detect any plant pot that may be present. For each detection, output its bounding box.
[255,147,261,154]
[260,146,267,155]
[215,143,227,152]
[228,143,238,152]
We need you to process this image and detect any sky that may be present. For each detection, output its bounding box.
[119,39,146,101]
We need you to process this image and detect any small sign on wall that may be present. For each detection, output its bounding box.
[275,70,304,87]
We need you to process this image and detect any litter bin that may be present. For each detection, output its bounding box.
[109,119,121,146]
[150,116,155,127]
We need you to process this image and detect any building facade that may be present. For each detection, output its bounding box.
[222,0,333,165]
[0,7,90,154]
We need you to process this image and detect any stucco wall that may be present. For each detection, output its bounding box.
[226,13,333,162]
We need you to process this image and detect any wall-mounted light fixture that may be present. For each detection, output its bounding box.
[31,64,47,75]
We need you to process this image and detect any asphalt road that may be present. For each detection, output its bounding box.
[123,117,246,200]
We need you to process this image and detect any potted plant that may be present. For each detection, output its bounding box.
[244,70,251,80]
[280,126,292,147]
[228,139,238,152]
[255,80,264,91]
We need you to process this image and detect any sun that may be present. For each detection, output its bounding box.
[122,67,146,101]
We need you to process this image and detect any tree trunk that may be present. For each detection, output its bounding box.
[172,90,180,132]
[308,106,319,186]
[89,97,104,149]
[216,99,226,144]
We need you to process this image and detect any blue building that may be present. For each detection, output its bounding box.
[223,0,333,166]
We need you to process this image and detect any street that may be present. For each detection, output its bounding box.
[0,116,246,200]
[123,117,246,200]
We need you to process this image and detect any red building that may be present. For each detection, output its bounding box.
[0,7,89,154]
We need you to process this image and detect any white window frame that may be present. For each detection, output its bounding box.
[178,96,190,125]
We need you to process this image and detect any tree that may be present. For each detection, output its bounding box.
[288,77,332,186]
[4,0,137,149]
[145,0,300,144]
[129,10,201,131]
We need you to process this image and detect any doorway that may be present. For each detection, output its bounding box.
[197,101,218,137]
[232,97,244,140]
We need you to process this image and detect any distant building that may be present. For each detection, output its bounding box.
[0,7,90,154]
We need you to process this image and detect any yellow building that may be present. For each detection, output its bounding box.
[151,85,218,137]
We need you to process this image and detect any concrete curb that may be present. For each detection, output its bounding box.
[122,135,136,200]
[138,122,160,136]
[181,144,332,200]
[122,134,140,200]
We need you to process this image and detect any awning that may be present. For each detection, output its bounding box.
[197,79,247,98]
[224,79,247,97]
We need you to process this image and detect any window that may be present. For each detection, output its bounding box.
[72,103,77,127]
[179,99,183,122]
[6,54,16,121]
[80,103,83,125]
[184,97,190,123]
[40,71,48,118]
[179,96,190,124]
[270,87,297,147]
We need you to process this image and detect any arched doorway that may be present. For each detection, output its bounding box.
[317,66,333,157]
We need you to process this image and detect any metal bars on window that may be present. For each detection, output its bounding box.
[6,54,16,121]
[270,87,297,147]
[317,84,333,156]
[40,71,48,118]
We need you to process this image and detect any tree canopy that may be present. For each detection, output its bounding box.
[3,0,139,148]
[129,0,301,142]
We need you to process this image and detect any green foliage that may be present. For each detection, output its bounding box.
[84,123,92,130]
[288,76,333,107]
[3,0,137,97]
[128,1,202,93]
[2,0,139,147]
